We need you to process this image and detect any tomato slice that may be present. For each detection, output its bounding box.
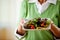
[31,25,35,29]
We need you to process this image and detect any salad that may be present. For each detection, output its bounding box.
[23,18,51,29]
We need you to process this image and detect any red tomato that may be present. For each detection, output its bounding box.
[31,25,35,29]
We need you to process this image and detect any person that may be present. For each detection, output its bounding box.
[15,0,60,40]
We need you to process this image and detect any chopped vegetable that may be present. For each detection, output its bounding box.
[24,18,51,29]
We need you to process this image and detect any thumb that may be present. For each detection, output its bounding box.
[51,23,58,29]
[51,23,54,28]
[20,25,22,30]
[18,25,23,31]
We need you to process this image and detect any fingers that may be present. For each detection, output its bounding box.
[17,19,26,35]
[20,19,25,25]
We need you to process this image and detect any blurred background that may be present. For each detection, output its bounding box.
[0,0,22,40]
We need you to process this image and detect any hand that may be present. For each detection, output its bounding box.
[17,19,26,35]
[50,23,60,37]
[17,25,26,35]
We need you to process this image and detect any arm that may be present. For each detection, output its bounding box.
[51,0,60,38]
[16,0,28,35]
[15,0,28,39]
[51,23,60,38]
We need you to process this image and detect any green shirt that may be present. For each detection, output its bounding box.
[18,0,60,40]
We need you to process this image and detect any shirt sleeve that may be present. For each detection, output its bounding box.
[58,0,60,28]
[15,0,28,40]
[15,28,26,40]
[56,0,60,28]
[19,0,28,21]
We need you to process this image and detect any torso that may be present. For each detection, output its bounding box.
[24,0,59,40]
